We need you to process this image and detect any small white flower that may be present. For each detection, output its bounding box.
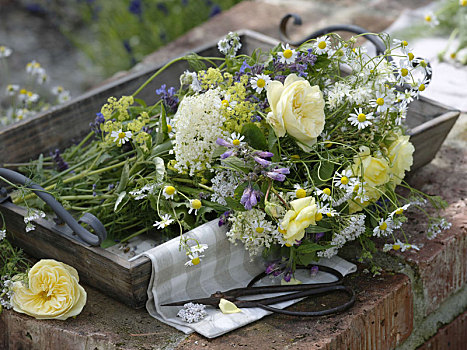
[227,132,245,147]
[250,74,271,93]
[393,38,409,49]
[395,60,412,84]
[221,93,237,111]
[162,185,177,199]
[58,91,71,104]
[35,67,48,85]
[314,36,331,55]
[333,169,353,190]
[0,45,12,58]
[0,229,6,241]
[390,204,411,217]
[111,129,132,146]
[373,218,393,237]
[177,302,207,323]
[424,12,439,27]
[26,60,42,76]
[153,214,174,229]
[278,44,297,64]
[411,77,430,97]
[188,199,202,215]
[25,223,36,232]
[370,91,392,113]
[191,243,208,254]
[315,187,332,201]
[185,251,204,266]
[348,108,374,130]
[5,84,19,96]
[52,86,65,95]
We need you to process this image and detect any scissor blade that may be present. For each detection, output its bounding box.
[161,297,219,307]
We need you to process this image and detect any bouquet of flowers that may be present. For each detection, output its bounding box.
[9,32,449,281]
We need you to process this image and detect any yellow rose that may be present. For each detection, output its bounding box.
[388,135,414,185]
[280,196,317,245]
[352,146,390,187]
[266,74,325,151]
[10,259,86,320]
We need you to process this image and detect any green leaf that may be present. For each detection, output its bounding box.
[155,104,168,145]
[297,252,319,267]
[134,98,147,107]
[212,146,228,159]
[116,162,130,193]
[100,237,118,249]
[224,197,246,211]
[305,225,332,233]
[313,161,334,184]
[241,123,268,150]
[114,191,128,212]
[223,156,250,174]
[151,140,173,157]
[267,126,278,151]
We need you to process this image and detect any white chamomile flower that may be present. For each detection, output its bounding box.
[250,74,271,93]
[153,214,174,229]
[0,229,6,241]
[191,243,208,254]
[52,86,65,95]
[314,36,331,55]
[353,181,369,203]
[333,169,353,190]
[227,132,245,147]
[318,204,338,218]
[370,91,391,113]
[26,60,41,75]
[396,89,417,105]
[0,45,12,58]
[278,44,298,64]
[395,60,412,84]
[424,12,439,28]
[58,91,71,104]
[188,199,202,215]
[315,187,332,201]
[411,77,430,96]
[390,204,411,217]
[6,84,19,96]
[373,218,393,237]
[348,108,374,130]
[35,67,48,85]
[221,93,237,110]
[393,38,409,49]
[185,251,204,266]
[162,185,177,199]
[111,129,132,146]
[293,183,307,199]
[383,239,419,252]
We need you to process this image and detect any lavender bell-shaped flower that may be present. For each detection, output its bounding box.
[266,167,290,182]
[240,186,262,210]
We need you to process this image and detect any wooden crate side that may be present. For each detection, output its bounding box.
[0,201,142,306]
[129,257,153,309]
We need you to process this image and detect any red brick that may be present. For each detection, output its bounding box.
[418,310,467,350]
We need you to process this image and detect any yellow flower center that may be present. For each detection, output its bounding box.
[0,46,4,52]
[17,114,24,120]
[27,91,33,97]
[325,141,332,148]
[20,89,27,95]
[165,186,176,195]
[379,222,388,230]
[392,244,401,251]
[400,68,408,77]
[323,188,331,196]
[167,124,172,132]
[402,40,408,47]
[340,176,349,185]
[191,199,202,210]
[450,52,456,59]
[395,208,404,215]
[408,52,414,61]
[191,257,201,265]
[221,99,229,107]
[283,49,293,59]
[278,227,287,234]
[232,139,241,146]
[315,212,323,221]
[420,60,427,68]
[376,97,385,106]
[285,243,293,247]
[357,113,366,122]
[118,132,126,139]
[318,41,327,50]
[255,227,265,234]
[326,212,332,217]
[256,78,266,88]
[462,0,467,6]
[295,188,307,198]
[418,84,425,92]
[425,15,432,22]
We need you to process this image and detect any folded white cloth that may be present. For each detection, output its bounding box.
[141,219,356,338]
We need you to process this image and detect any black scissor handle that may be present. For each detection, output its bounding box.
[0,167,106,246]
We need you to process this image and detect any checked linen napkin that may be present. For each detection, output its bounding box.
[135,219,356,338]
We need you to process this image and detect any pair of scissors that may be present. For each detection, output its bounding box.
[161,265,355,317]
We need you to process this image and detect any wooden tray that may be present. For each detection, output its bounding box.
[0,30,460,308]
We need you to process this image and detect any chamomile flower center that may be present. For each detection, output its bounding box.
[232,139,241,146]
[408,52,414,61]
[450,52,456,59]
[379,222,388,230]
[256,78,266,88]
[341,176,349,185]
[318,41,327,50]
[323,188,331,196]
[191,199,202,210]
[419,84,426,92]
[425,15,432,22]
[255,227,265,234]
[402,40,408,47]
[462,0,467,6]
[221,99,229,107]
[395,208,404,215]
[420,60,427,68]
[400,68,409,77]
[357,113,366,122]
[167,124,173,132]
[393,244,401,251]
[315,212,323,221]
[283,49,293,59]
[20,89,27,95]
[376,98,385,106]
[191,257,201,265]
[326,212,332,217]
[118,132,126,139]
[295,188,307,198]
[165,186,176,196]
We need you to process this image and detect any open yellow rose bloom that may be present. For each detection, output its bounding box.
[10,259,86,320]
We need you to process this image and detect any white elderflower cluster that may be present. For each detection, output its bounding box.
[331,214,366,248]
[210,170,241,206]
[1,276,13,310]
[172,89,228,175]
[177,302,208,323]
[427,218,452,239]
[217,32,242,56]
[23,209,46,232]
[227,209,277,256]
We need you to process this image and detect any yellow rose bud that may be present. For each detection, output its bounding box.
[280,196,317,245]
